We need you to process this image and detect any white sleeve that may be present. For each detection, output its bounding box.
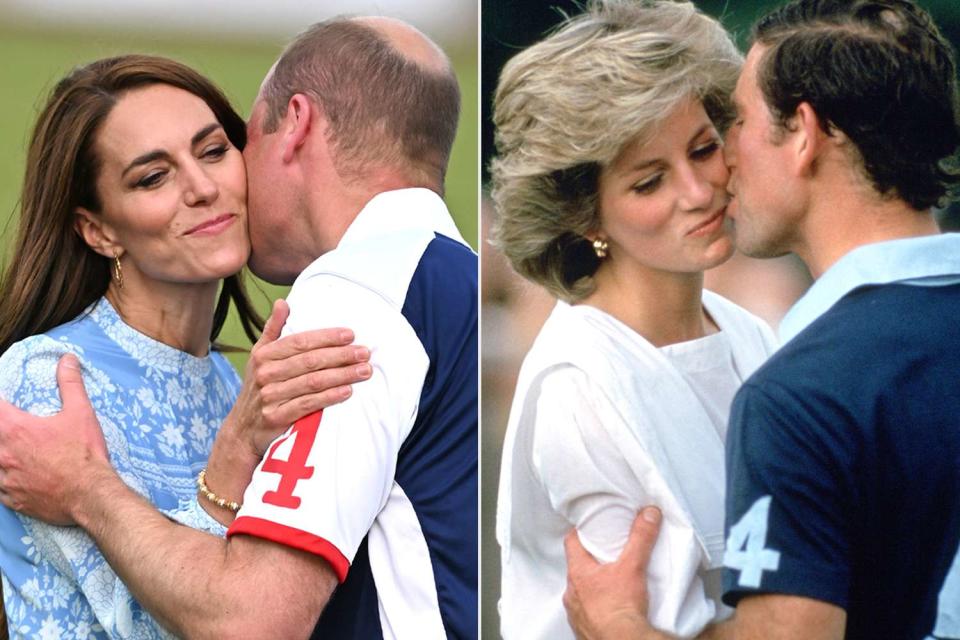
[531,367,718,637]
[227,274,428,582]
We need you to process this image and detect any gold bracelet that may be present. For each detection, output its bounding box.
[197,469,241,512]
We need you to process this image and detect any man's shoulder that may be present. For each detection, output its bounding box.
[736,281,960,446]
[416,232,477,272]
[764,281,950,364]
[402,232,478,310]
[296,228,470,307]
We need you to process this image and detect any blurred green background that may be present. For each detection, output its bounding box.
[0,15,477,371]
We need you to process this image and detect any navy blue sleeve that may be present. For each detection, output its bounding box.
[721,380,855,610]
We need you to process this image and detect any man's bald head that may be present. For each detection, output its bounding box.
[354,16,449,74]
[258,16,460,188]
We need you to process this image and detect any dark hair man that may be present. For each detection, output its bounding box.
[563,1,960,638]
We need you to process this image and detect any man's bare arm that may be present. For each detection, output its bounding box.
[734,594,845,640]
[0,357,336,638]
[563,510,843,640]
[0,302,369,636]
[74,462,336,639]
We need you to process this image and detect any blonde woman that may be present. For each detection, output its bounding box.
[491,1,777,637]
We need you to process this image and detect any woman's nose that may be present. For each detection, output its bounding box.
[678,166,714,211]
[182,163,219,207]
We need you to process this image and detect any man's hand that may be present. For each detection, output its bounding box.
[0,354,111,525]
[201,299,373,524]
[227,299,372,457]
[563,507,670,640]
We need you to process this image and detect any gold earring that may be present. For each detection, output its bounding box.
[592,238,609,259]
[112,252,124,289]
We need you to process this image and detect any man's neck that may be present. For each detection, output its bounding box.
[796,187,940,279]
[308,170,441,256]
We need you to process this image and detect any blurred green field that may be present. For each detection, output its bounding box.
[0,24,478,372]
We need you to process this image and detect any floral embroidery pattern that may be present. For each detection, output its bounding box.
[0,298,241,639]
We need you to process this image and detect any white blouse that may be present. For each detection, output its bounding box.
[660,330,742,443]
[497,291,778,639]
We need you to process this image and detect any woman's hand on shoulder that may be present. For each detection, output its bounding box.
[230,299,372,456]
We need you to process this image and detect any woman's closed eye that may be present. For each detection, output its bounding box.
[632,173,663,195]
[200,143,228,161]
[690,140,721,161]
[135,169,167,189]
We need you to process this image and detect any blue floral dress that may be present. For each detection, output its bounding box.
[0,298,240,639]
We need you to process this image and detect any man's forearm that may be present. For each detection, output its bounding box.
[75,465,241,637]
[735,595,846,640]
[698,620,734,640]
[74,465,336,639]
[597,619,731,640]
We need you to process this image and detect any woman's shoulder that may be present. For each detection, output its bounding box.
[0,305,104,369]
[0,304,101,362]
[513,361,616,451]
[0,332,78,368]
[0,304,116,408]
[522,302,622,367]
[0,334,80,408]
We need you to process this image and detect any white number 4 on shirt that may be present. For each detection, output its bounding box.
[724,495,781,588]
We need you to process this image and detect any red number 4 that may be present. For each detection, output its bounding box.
[261,410,322,509]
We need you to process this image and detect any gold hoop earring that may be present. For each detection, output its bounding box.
[112,252,124,289]
[592,238,609,259]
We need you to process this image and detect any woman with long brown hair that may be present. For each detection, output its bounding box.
[0,55,364,638]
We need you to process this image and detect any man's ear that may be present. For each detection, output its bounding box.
[793,102,830,177]
[74,208,121,258]
[280,93,315,164]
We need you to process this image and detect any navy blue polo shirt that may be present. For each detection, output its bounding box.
[722,235,960,640]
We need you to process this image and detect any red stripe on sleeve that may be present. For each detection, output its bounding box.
[228,515,351,583]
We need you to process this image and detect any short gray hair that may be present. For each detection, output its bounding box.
[490,0,742,301]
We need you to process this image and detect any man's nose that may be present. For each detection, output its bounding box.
[723,127,739,168]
